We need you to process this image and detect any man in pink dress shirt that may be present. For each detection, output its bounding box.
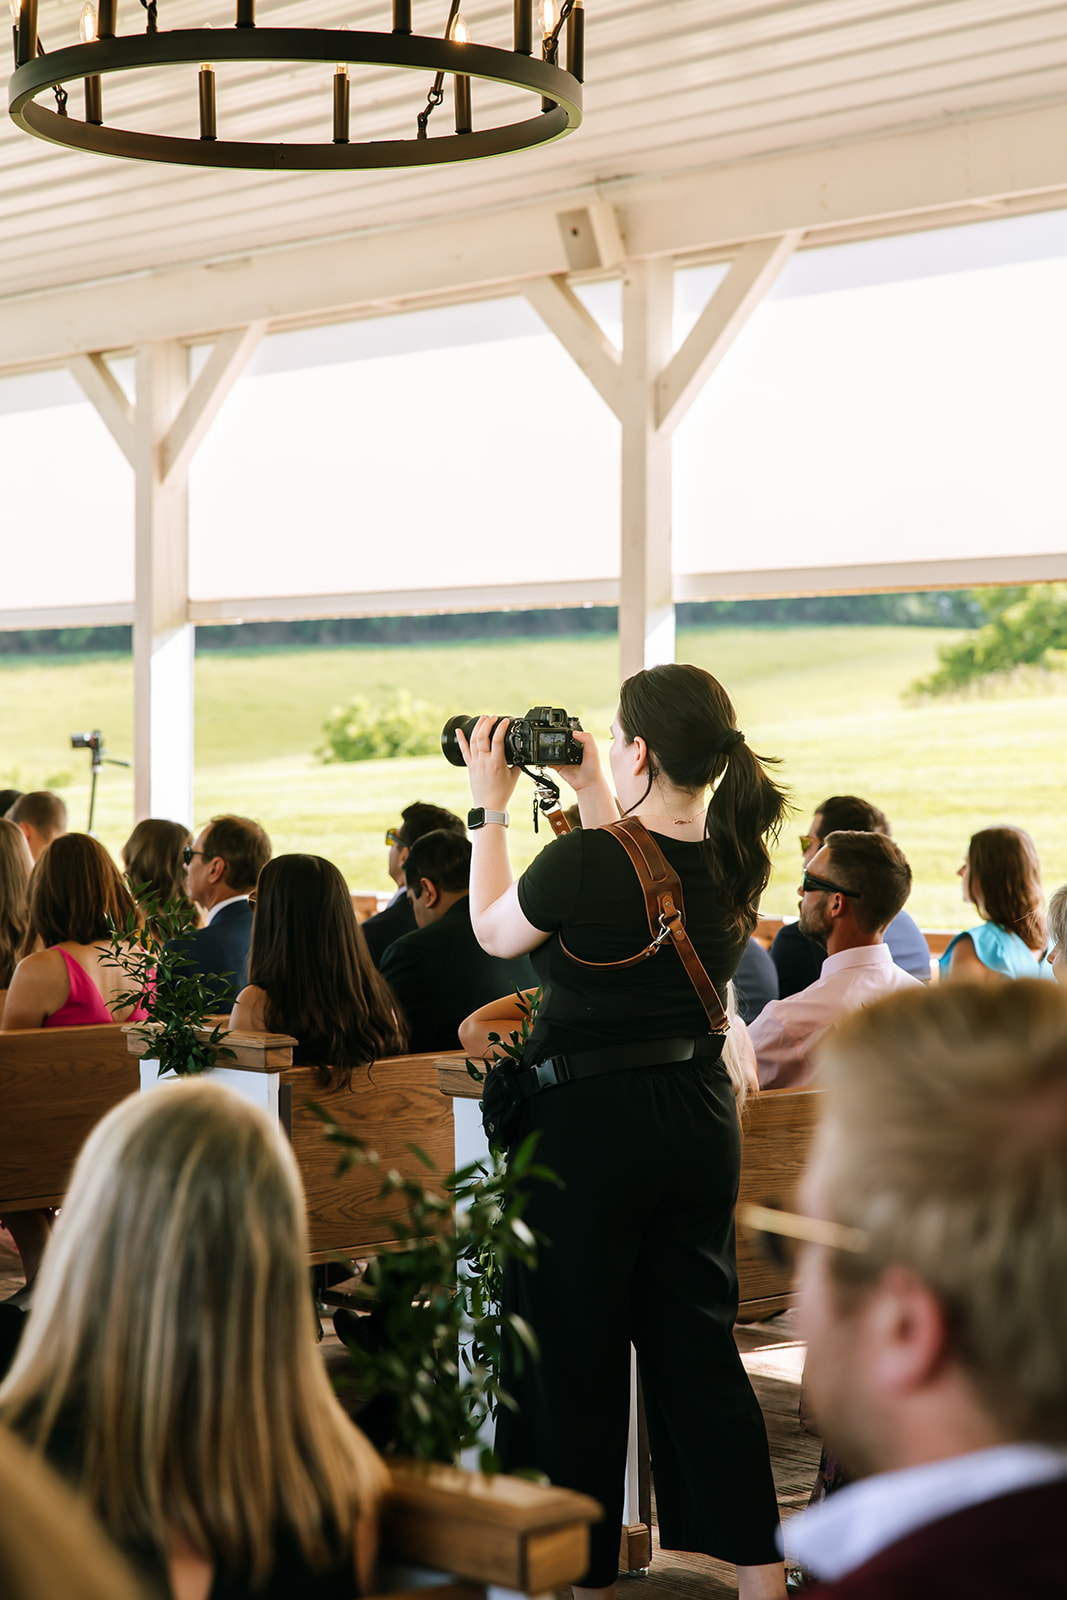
[751,831,920,1089]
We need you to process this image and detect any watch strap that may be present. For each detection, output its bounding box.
[468,808,509,830]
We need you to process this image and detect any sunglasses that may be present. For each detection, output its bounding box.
[738,1201,869,1272]
[182,846,210,866]
[385,828,407,849]
[799,834,819,855]
[801,870,861,899]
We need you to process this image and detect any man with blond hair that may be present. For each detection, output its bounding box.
[774,981,1067,1595]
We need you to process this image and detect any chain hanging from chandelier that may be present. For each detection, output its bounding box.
[7,0,583,169]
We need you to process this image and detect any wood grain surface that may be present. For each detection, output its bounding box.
[0,1024,139,1209]
[736,1087,822,1316]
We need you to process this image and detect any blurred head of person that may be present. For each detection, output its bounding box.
[386,801,466,888]
[20,833,137,960]
[249,853,406,1084]
[122,818,195,935]
[0,1081,387,1592]
[961,825,1047,952]
[0,789,24,818]
[7,792,68,864]
[800,981,1067,1479]
[0,819,33,989]
[1047,883,1067,986]
[801,794,891,869]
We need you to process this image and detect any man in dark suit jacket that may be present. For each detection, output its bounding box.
[166,813,272,1006]
[772,982,1067,1597]
[380,829,536,1054]
[362,800,466,968]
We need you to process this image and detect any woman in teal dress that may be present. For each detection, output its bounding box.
[940,826,1054,982]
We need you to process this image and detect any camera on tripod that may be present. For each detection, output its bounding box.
[70,730,103,754]
[441,706,584,769]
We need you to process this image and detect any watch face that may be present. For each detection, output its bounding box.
[467,808,485,829]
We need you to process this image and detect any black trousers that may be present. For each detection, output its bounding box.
[495,1057,781,1586]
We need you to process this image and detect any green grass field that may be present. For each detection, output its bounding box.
[2,625,1065,930]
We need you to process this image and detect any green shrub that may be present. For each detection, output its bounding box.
[317,691,440,762]
[911,584,1067,697]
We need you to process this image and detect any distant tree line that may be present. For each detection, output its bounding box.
[0,590,985,657]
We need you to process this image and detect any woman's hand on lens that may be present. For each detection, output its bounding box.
[455,715,522,811]
[549,729,603,793]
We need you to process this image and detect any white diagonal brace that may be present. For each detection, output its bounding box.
[655,232,803,434]
[69,352,137,465]
[523,275,623,418]
[160,321,266,485]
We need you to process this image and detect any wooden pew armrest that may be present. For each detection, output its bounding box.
[382,1460,602,1594]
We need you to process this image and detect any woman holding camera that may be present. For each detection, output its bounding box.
[458,664,789,1600]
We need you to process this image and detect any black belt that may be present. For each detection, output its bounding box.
[519,1033,725,1098]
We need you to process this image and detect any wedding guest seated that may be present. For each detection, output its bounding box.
[940,826,1055,983]
[733,937,778,1024]
[0,818,32,991]
[381,830,537,1054]
[230,853,406,1084]
[771,796,930,996]
[1047,882,1067,985]
[361,801,466,968]
[122,816,195,937]
[751,831,920,1089]
[0,1081,387,1599]
[167,813,272,1005]
[0,833,148,1297]
[777,981,1067,1596]
[0,1425,143,1600]
[5,791,67,863]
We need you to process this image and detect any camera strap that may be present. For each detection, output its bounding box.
[557,817,730,1036]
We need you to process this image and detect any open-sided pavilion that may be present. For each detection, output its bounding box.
[3,0,1067,819]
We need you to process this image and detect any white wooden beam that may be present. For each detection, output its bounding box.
[133,343,194,827]
[618,259,675,678]
[160,322,265,485]
[2,101,1066,372]
[523,276,622,417]
[68,353,137,465]
[656,232,802,433]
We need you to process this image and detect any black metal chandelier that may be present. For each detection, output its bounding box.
[7,0,583,169]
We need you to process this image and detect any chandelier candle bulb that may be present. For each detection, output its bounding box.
[566,0,582,81]
[514,0,532,54]
[333,59,349,142]
[198,61,216,139]
[392,0,410,33]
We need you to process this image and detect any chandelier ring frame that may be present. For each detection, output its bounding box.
[8,30,582,169]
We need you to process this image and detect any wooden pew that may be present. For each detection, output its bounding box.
[382,1459,601,1597]
[127,1030,456,1263]
[0,1024,139,1212]
[735,1085,822,1321]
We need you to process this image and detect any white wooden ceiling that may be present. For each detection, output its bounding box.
[3,0,1067,317]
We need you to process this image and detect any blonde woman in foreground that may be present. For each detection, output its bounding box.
[0,1081,387,1600]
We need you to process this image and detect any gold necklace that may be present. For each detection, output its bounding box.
[640,808,705,827]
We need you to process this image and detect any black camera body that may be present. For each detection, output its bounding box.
[442,706,584,769]
[70,730,103,753]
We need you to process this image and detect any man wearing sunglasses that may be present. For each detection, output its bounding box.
[771,797,931,999]
[750,830,920,1089]
[361,801,466,967]
[776,981,1067,1596]
[167,813,272,1004]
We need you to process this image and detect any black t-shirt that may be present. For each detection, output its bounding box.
[516,827,747,1062]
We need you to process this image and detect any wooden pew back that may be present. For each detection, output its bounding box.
[0,1024,139,1211]
[281,1053,455,1263]
[735,1085,822,1320]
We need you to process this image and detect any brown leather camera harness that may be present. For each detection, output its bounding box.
[516,815,730,1100]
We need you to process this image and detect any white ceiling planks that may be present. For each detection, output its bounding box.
[2,0,1067,356]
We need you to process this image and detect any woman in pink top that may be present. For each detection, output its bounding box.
[1,834,148,1297]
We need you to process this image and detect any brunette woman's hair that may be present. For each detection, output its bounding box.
[618,663,790,938]
[0,1082,387,1590]
[0,820,32,988]
[967,826,1048,951]
[122,818,193,932]
[21,833,138,956]
[249,854,406,1085]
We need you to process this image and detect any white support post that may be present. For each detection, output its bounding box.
[132,342,195,828]
[619,258,675,679]
[71,326,264,825]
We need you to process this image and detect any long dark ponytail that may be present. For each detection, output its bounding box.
[618,664,790,937]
